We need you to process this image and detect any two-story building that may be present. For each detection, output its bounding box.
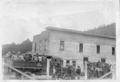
[32,26,116,71]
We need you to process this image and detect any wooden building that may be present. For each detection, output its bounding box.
[32,26,116,72]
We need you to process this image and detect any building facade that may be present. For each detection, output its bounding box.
[32,27,116,71]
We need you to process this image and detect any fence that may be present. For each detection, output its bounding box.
[3,57,35,80]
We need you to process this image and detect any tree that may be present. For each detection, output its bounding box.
[2,39,32,56]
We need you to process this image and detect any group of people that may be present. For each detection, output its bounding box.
[52,65,82,80]
[4,52,112,79]
[52,61,112,79]
[87,61,111,79]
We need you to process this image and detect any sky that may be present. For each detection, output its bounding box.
[0,0,116,44]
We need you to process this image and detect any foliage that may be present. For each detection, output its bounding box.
[2,39,32,55]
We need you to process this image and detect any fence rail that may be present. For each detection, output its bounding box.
[3,62,35,80]
[99,71,112,79]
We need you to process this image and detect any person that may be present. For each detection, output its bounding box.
[76,66,81,79]
[52,66,56,79]
[71,66,76,79]
[67,65,72,80]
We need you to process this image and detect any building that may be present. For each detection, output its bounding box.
[32,26,116,71]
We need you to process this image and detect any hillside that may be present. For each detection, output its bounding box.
[85,23,116,37]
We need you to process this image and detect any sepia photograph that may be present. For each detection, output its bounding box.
[0,0,116,80]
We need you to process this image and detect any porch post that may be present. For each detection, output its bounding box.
[85,61,88,80]
[111,64,115,79]
[63,60,66,67]
[46,58,50,77]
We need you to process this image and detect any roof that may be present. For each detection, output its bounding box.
[46,26,115,40]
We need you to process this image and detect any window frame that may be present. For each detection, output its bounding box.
[60,40,64,51]
[34,43,36,52]
[112,47,115,55]
[101,58,106,63]
[97,45,100,54]
[79,43,83,53]
[66,60,70,64]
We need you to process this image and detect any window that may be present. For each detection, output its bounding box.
[66,60,70,66]
[44,39,47,51]
[79,43,83,52]
[66,60,70,64]
[44,47,46,51]
[112,47,115,55]
[83,57,88,62]
[83,57,88,69]
[44,43,46,51]
[34,43,36,52]
[72,61,76,67]
[101,58,106,63]
[39,41,41,51]
[60,41,64,51]
[97,45,100,54]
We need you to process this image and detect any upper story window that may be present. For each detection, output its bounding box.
[39,40,41,51]
[34,43,36,52]
[79,43,83,52]
[97,45,100,54]
[60,40,64,51]
[112,47,115,55]
[44,39,47,51]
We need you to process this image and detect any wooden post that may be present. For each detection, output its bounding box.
[111,64,115,79]
[63,60,66,67]
[85,61,87,80]
[46,58,50,77]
